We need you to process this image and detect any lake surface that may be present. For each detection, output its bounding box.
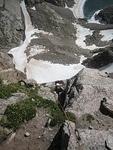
[84,0,113,19]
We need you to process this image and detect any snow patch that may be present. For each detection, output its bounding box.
[28,45,48,58]
[8,1,52,73]
[26,59,85,84]
[88,10,101,24]
[31,6,36,10]
[100,29,113,41]
[65,0,85,18]
[75,23,105,50]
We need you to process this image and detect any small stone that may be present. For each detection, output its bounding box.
[3,80,8,85]
[46,114,50,117]
[48,128,53,131]
[24,132,30,137]
[38,136,41,139]
[89,126,93,130]
[32,98,35,101]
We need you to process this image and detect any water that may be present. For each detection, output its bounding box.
[84,0,113,19]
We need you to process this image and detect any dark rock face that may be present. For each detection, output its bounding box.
[100,98,113,118]
[55,70,83,109]
[48,123,70,150]
[82,47,113,69]
[95,6,113,24]
[25,0,75,7]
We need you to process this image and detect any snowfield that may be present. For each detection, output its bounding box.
[65,0,85,18]
[8,0,85,84]
[9,0,113,83]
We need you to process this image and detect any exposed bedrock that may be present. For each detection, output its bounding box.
[25,1,91,65]
[95,6,113,24]
[25,0,75,7]
[78,18,113,30]
[47,68,113,150]
[100,98,113,119]
[82,47,113,69]
[0,0,24,50]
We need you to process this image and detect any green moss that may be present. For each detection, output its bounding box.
[65,112,76,123]
[34,96,65,126]
[0,83,19,99]
[1,99,36,130]
[0,79,39,99]
[0,81,75,130]
[1,96,65,130]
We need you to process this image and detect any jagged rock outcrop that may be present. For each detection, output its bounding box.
[95,6,113,24]
[82,47,113,69]
[49,68,113,149]
[100,98,113,118]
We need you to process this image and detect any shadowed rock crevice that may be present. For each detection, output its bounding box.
[100,98,113,119]
[47,123,70,150]
[55,70,83,109]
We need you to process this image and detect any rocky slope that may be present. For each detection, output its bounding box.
[0,0,113,150]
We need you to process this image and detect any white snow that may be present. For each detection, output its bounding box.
[8,1,52,73]
[100,29,113,41]
[28,45,48,58]
[88,10,101,24]
[8,0,85,84]
[31,6,36,10]
[65,0,86,18]
[26,59,84,84]
[75,23,105,50]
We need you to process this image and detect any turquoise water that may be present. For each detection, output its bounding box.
[84,0,113,19]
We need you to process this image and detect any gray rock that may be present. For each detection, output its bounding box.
[38,85,57,102]
[0,108,59,150]
[83,47,113,69]
[0,0,3,7]
[0,0,23,50]
[0,92,27,115]
[67,68,113,117]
